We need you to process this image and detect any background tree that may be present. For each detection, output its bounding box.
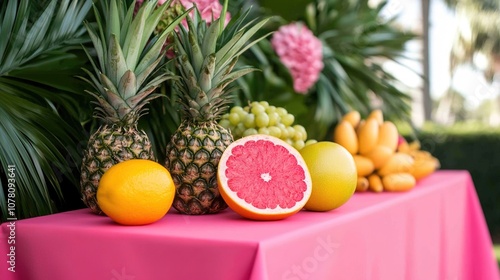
[445,0,500,81]
[437,0,500,125]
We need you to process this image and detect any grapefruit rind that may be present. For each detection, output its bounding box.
[300,142,357,211]
[217,134,312,220]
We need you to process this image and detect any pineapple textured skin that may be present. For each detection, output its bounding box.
[80,124,155,214]
[164,1,270,214]
[78,0,190,214]
[165,121,232,214]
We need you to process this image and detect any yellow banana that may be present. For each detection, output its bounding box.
[353,155,375,177]
[367,109,384,125]
[397,139,440,180]
[342,111,361,128]
[397,139,410,153]
[356,119,366,135]
[378,152,415,176]
[358,118,379,155]
[377,121,399,152]
[408,150,433,161]
[408,140,421,151]
[333,120,358,155]
[368,174,383,193]
[356,177,369,192]
[382,173,416,192]
[365,146,394,169]
[410,157,440,180]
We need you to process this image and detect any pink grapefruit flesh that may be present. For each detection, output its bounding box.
[217,134,312,220]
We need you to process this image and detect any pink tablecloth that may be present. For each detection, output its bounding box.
[1,170,499,280]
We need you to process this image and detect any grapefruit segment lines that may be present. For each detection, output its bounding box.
[218,134,312,220]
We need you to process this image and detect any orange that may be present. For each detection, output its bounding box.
[97,159,175,225]
[217,134,312,220]
[299,141,357,211]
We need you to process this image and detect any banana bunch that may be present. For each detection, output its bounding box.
[333,110,440,193]
[397,138,441,181]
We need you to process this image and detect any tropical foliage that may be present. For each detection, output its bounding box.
[143,0,419,159]
[0,0,92,222]
[235,0,417,140]
[0,0,419,221]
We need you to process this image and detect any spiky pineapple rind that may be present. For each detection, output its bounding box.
[165,121,233,214]
[80,0,190,214]
[165,2,271,215]
[80,124,155,214]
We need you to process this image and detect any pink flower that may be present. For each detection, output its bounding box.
[135,0,230,26]
[271,23,324,94]
[135,0,231,58]
[178,0,231,26]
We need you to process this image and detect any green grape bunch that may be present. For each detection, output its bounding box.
[219,101,318,150]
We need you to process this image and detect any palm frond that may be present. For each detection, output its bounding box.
[0,0,92,222]
[0,80,83,218]
[0,0,91,75]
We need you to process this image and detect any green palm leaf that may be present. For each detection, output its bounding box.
[0,0,92,222]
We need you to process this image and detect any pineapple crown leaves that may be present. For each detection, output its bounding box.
[173,2,272,122]
[80,0,190,124]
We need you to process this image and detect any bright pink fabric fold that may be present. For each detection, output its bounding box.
[1,170,499,280]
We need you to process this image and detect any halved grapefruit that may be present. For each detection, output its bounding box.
[217,134,312,220]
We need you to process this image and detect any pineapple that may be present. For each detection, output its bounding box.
[165,2,271,214]
[80,0,188,214]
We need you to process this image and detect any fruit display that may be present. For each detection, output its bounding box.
[333,110,440,192]
[97,159,175,226]
[79,0,187,215]
[299,142,357,211]
[80,1,358,224]
[398,138,442,181]
[217,134,312,220]
[163,5,271,215]
[77,1,434,225]
[219,101,317,150]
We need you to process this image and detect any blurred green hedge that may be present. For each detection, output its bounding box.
[403,123,500,237]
